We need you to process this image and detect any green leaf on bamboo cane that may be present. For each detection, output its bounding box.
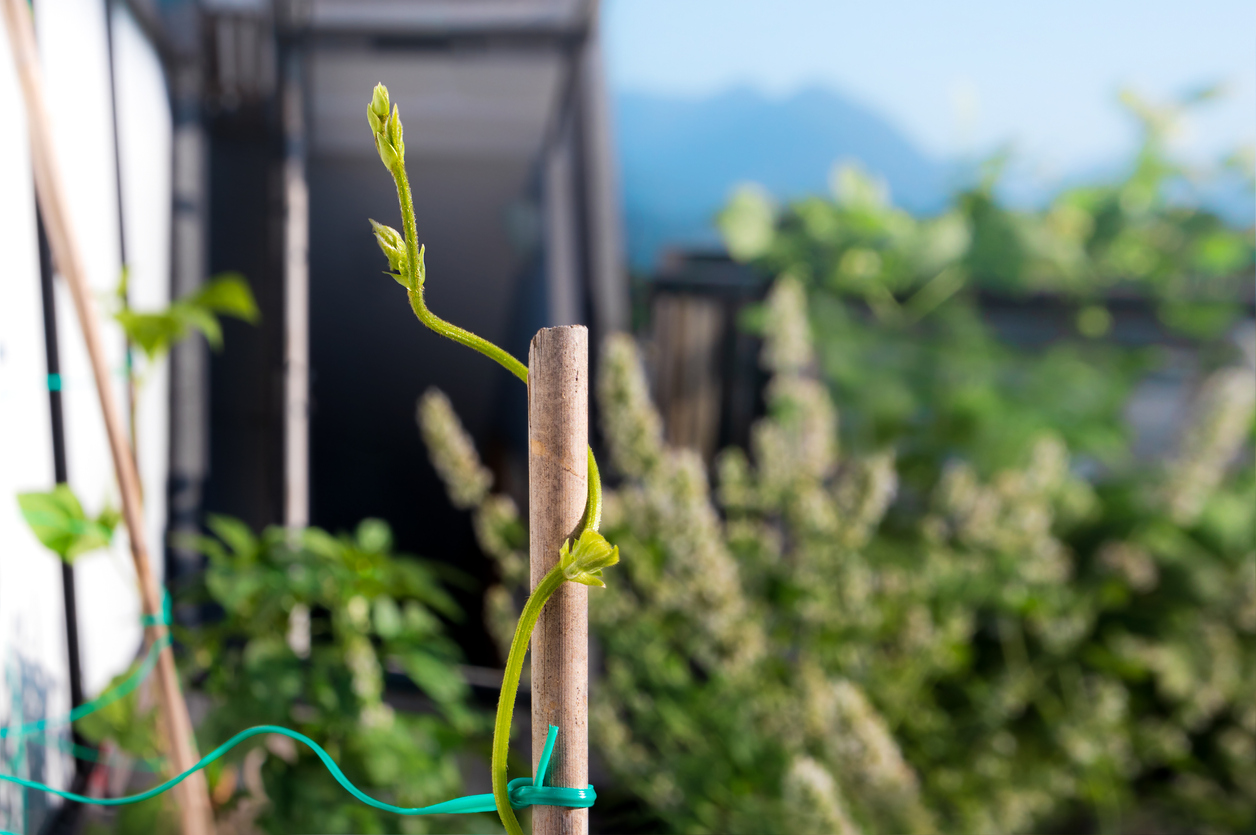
[17,484,119,562]
[558,528,620,588]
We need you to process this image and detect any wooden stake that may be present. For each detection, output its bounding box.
[528,326,590,835]
[1,2,214,832]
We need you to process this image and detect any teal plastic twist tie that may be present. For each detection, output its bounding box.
[536,722,559,787]
[508,723,596,809]
[139,590,172,628]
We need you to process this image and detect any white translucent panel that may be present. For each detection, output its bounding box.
[34,0,136,698]
[0,10,72,819]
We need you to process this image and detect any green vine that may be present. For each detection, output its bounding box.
[367,83,617,835]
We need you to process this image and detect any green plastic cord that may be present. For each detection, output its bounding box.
[0,724,594,814]
[0,594,593,820]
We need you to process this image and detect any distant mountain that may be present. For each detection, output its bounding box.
[613,87,1255,271]
[614,86,953,269]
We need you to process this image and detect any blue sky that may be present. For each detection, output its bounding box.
[604,0,1256,179]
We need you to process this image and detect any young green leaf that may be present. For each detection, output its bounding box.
[175,302,224,349]
[369,218,409,279]
[114,308,187,359]
[188,273,260,322]
[367,84,404,170]
[17,484,117,562]
[558,528,620,588]
[114,272,259,361]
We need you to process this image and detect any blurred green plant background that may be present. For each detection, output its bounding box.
[178,517,487,835]
[64,92,1253,834]
[74,518,490,835]
[421,92,1255,834]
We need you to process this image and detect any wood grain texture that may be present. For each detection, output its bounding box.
[528,326,589,835]
[0,2,213,831]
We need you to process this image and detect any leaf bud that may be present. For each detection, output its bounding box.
[368,83,390,133]
[367,84,405,169]
[558,529,620,588]
[387,104,404,151]
[369,218,409,278]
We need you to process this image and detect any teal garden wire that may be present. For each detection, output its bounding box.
[2,590,167,744]
[0,596,594,819]
[0,724,594,816]
[0,636,167,743]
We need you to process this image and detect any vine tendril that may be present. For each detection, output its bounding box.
[369,82,616,834]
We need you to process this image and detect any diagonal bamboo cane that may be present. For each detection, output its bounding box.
[1,2,213,832]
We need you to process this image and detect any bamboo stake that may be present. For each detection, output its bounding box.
[1,2,214,832]
[528,326,590,835]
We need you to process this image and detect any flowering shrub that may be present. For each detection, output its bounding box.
[718,92,1254,479]
[420,93,1254,833]
[425,287,1253,832]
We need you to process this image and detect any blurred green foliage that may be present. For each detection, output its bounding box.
[424,92,1255,834]
[176,515,488,834]
[114,270,259,361]
[79,517,489,835]
[719,90,1253,482]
